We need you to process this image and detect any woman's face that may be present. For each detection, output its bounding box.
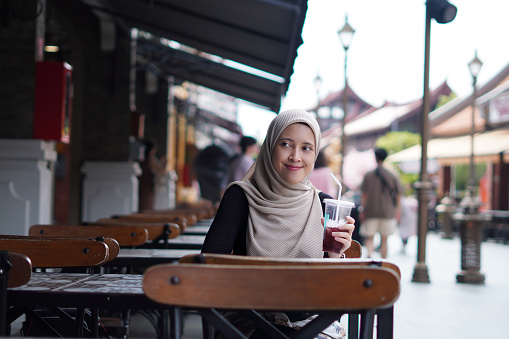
[271,123,316,184]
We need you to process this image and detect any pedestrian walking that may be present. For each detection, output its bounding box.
[359,148,403,258]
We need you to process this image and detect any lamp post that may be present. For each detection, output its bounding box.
[314,73,323,128]
[337,15,355,179]
[467,51,483,196]
[412,0,457,283]
[452,50,485,285]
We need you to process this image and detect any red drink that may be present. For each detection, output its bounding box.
[322,226,344,253]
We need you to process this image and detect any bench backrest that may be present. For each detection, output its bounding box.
[179,253,400,280]
[97,237,119,261]
[141,208,211,220]
[111,213,198,227]
[0,235,110,268]
[29,224,149,247]
[1,252,32,288]
[176,202,217,217]
[86,222,181,241]
[346,239,361,258]
[96,216,188,232]
[143,262,400,311]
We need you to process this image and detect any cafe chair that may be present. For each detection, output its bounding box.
[29,224,149,247]
[110,212,199,227]
[141,207,212,220]
[179,252,400,339]
[2,252,32,289]
[89,221,182,249]
[176,201,218,218]
[0,235,116,338]
[0,235,111,268]
[144,257,401,339]
[346,239,362,258]
[97,214,189,232]
[4,234,125,337]
[1,251,32,336]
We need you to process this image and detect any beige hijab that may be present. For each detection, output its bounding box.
[233,109,323,258]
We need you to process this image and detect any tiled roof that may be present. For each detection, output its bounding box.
[431,105,486,137]
[430,62,509,133]
[342,81,451,136]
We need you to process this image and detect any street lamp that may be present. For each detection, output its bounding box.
[451,49,485,285]
[314,73,323,126]
[467,50,483,196]
[412,0,457,284]
[338,14,355,179]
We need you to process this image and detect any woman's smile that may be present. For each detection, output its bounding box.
[284,164,302,171]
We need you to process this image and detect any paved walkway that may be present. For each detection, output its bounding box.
[178,232,509,338]
[386,232,509,339]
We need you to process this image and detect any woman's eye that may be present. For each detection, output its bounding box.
[281,141,291,147]
[303,145,313,152]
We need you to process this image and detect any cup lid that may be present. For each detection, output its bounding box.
[324,199,355,208]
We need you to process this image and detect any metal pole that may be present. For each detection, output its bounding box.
[412,5,432,283]
[468,76,477,194]
[340,50,348,179]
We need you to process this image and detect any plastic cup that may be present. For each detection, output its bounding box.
[322,199,355,253]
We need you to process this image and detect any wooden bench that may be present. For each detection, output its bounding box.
[179,252,400,338]
[143,257,400,339]
[29,224,149,247]
[179,252,399,277]
[175,202,218,219]
[141,208,212,220]
[3,252,32,288]
[110,212,199,227]
[345,239,362,258]
[86,221,181,249]
[0,235,112,268]
[1,251,32,336]
[0,236,117,338]
[95,215,188,232]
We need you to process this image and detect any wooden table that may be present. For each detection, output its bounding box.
[104,249,201,268]
[182,225,210,235]
[164,235,206,249]
[137,234,206,250]
[191,218,214,226]
[8,273,153,308]
[7,272,172,338]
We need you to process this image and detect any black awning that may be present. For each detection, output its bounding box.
[90,0,308,112]
[136,38,283,110]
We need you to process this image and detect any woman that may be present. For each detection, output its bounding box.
[202,109,354,258]
[201,109,354,338]
[308,151,337,198]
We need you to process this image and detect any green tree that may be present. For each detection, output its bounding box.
[435,92,457,109]
[375,131,420,155]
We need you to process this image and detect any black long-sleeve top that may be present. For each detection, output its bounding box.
[201,184,332,255]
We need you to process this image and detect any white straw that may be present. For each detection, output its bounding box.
[330,172,342,200]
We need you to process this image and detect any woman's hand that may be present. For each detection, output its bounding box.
[322,216,355,258]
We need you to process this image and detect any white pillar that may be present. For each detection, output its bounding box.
[154,170,177,210]
[0,139,57,235]
[81,161,141,222]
